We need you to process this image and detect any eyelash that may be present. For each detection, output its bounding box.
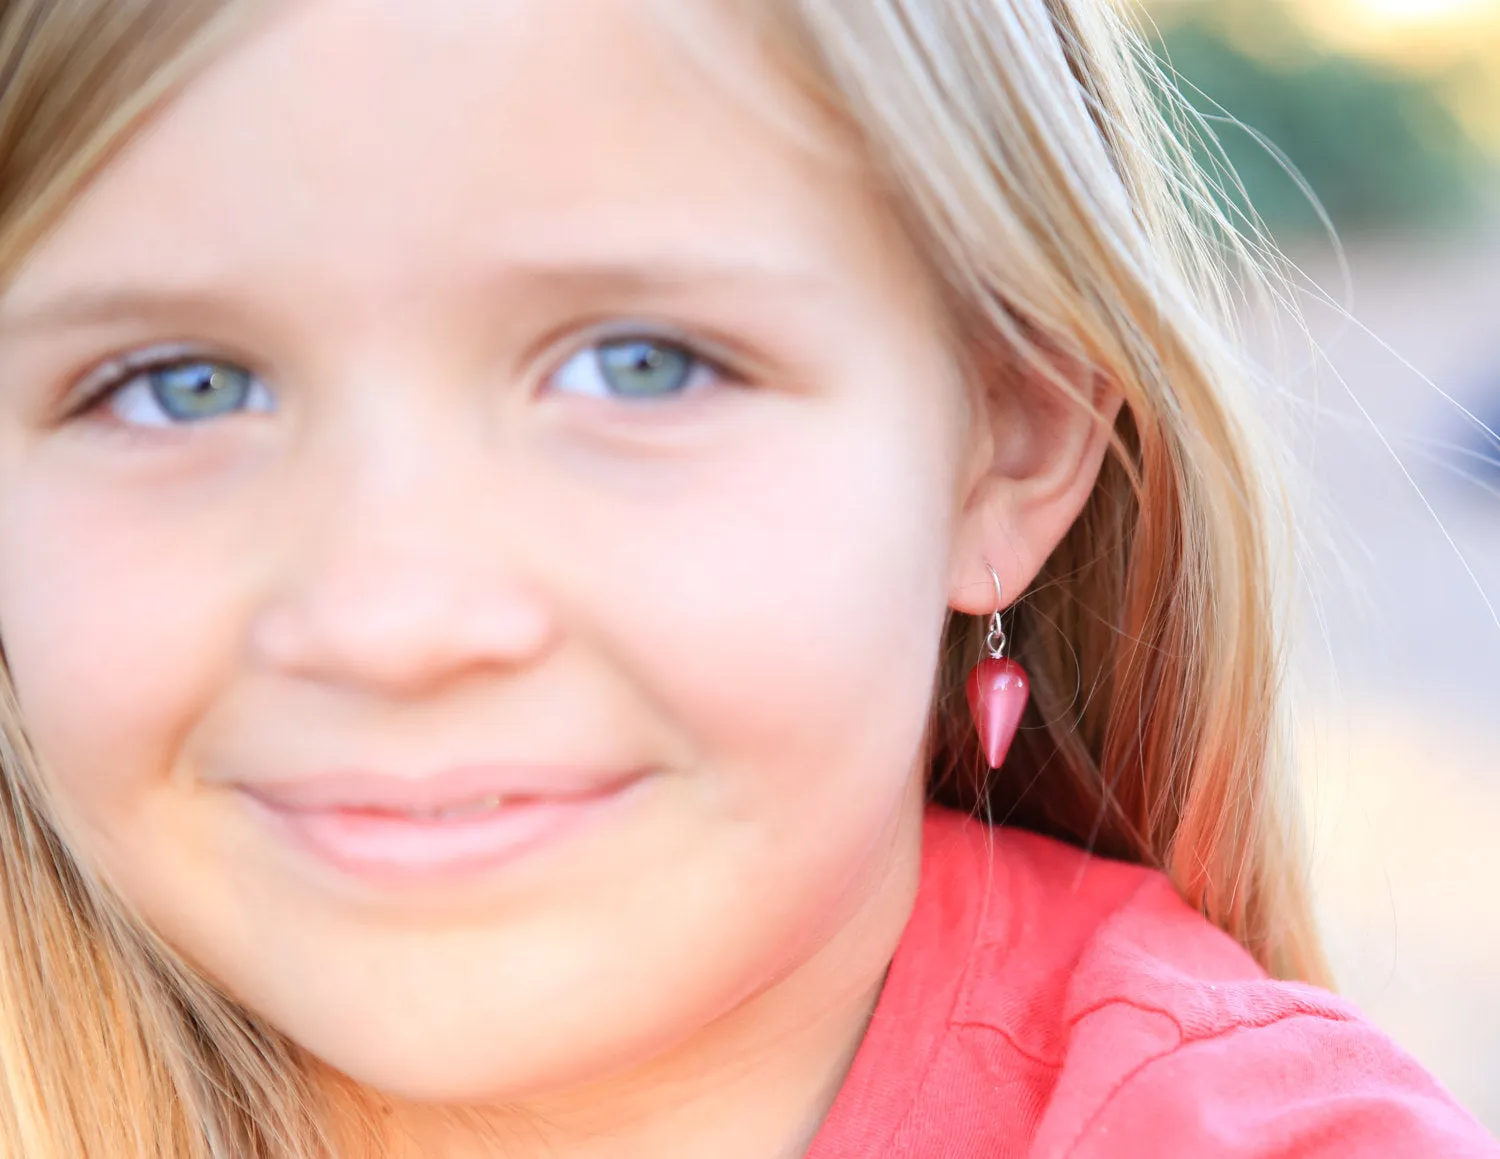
[69,345,206,412]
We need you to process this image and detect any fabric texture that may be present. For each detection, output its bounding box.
[804,806,1498,1158]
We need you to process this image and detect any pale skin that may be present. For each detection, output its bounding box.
[0,1,1115,1156]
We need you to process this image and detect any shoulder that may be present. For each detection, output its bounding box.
[919,807,1498,1158]
[921,806,1337,1069]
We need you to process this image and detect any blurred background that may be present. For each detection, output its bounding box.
[1143,0,1500,1129]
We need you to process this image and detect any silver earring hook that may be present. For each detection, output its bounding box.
[983,560,1008,660]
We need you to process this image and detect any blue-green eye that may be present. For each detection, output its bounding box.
[551,336,713,400]
[107,359,274,426]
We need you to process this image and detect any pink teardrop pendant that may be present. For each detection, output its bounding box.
[965,657,1030,769]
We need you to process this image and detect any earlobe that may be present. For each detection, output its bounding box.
[948,359,1122,616]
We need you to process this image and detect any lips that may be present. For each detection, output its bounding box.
[244,762,643,813]
[239,765,649,884]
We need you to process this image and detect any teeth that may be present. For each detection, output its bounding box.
[426,795,504,822]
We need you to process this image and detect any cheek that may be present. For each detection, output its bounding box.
[559,408,955,832]
[0,467,248,858]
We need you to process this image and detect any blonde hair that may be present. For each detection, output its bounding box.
[0,0,1327,1153]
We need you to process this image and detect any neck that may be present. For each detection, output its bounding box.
[336,794,926,1159]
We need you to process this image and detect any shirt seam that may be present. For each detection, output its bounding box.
[944,868,1184,1071]
[947,1019,1068,1072]
[1056,1010,1360,1159]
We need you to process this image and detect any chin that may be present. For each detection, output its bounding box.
[271,977,702,1107]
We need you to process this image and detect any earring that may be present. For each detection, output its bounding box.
[965,562,1030,769]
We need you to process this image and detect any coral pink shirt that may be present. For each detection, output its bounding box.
[806,806,1497,1158]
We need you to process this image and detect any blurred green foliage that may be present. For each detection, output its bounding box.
[1151,2,1484,235]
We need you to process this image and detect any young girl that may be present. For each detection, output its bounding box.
[0,0,1491,1155]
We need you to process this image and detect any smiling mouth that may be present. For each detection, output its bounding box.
[240,768,651,885]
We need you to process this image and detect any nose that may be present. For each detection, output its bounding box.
[248,439,559,700]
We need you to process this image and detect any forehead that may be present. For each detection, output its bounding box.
[4,0,920,321]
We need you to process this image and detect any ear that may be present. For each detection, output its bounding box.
[948,348,1123,616]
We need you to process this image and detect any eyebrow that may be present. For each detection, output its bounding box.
[0,286,260,339]
[0,258,830,338]
[506,256,828,293]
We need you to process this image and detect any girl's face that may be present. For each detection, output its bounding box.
[0,0,979,1101]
